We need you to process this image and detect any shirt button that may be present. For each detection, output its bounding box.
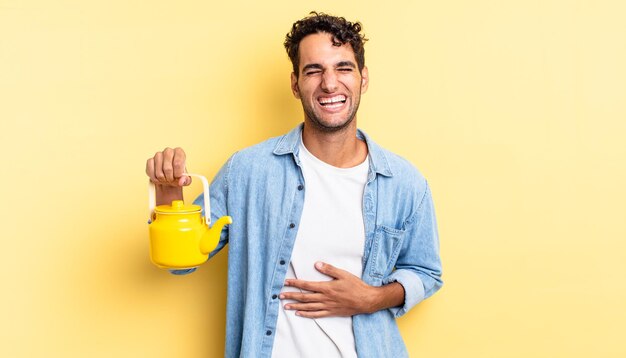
[297,184,304,191]
[272,294,277,299]
[266,330,272,336]
[289,223,295,228]
[280,260,285,265]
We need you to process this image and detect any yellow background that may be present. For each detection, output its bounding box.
[2,0,625,356]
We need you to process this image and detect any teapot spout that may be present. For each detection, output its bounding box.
[200,216,233,255]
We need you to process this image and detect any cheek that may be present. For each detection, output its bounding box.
[342,76,361,89]
[298,84,315,99]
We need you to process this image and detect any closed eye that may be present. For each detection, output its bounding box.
[302,64,323,76]
[336,61,356,72]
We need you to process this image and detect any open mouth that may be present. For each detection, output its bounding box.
[318,95,347,109]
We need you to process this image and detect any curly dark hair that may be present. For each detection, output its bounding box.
[284,12,368,77]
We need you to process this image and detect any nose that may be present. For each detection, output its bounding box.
[320,70,338,93]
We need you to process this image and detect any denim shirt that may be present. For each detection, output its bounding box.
[183,124,442,357]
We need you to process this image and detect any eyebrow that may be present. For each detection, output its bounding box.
[336,61,356,68]
[302,64,323,72]
[301,61,357,73]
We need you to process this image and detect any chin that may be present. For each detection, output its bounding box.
[310,117,354,133]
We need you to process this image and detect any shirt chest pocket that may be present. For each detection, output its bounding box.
[368,225,406,278]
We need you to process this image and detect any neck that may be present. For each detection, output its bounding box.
[301,120,368,168]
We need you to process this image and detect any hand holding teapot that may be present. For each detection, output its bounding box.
[145,147,190,204]
[145,148,232,270]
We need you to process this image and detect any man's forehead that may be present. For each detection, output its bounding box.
[299,32,353,50]
[298,33,357,65]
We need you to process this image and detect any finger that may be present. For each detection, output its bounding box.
[284,279,327,293]
[295,310,331,318]
[315,261,347,279]
[153,151,166,184]
[280,292,324,303]
[162,147,175,182]
[172,147,187,179]
[146,157,157,183]
[284,302,326,311]
[178,175,192,187]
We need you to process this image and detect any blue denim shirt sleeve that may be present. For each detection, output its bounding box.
[169,267,198,275]
[168,154,234,276]
[383,182,442,317]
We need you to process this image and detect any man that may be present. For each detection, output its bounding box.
[146,12,442,358]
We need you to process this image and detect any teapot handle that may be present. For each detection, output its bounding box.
[148,173,212,226]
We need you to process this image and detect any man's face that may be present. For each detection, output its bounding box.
[291,32,369,133]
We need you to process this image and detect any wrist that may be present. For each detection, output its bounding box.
[367,282,405,313]
[365,285,385,314]
[155,184,184,205]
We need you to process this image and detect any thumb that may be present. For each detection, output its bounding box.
[178,174,192,187]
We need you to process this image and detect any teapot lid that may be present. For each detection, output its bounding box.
[154,200,201,214]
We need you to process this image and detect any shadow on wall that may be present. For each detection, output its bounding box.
[80,221,229,354]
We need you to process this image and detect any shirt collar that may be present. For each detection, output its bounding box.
[273,123,393,177]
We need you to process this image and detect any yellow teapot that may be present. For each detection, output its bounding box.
[148,174,232,270]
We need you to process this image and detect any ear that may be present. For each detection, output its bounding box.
[360,66,369,94]
[290,72,300,99]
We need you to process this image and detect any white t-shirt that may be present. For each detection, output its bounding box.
[272,136,369,358]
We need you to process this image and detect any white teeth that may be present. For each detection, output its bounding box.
[319,95,346,104]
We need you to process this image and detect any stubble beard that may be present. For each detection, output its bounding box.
[300,88,362,134]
